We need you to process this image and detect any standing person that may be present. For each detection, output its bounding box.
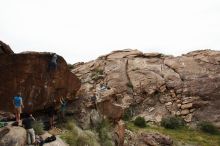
[22,113,36,145]
[47,100,56,129]
[13,93,24,124]
[91,93,97,110]
[59,97,67,120]
[48,53,58,71]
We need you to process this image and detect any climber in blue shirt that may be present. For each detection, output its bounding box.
[13,92,24,124]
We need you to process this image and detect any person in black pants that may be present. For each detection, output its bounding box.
[91,93,97,110]
[47,101,56,129]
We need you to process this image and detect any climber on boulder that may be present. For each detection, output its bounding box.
[47,100,56,129]
[91,92,97,110]
[59,97,67,120]
[13,92,24,124]
[48,53,58,71]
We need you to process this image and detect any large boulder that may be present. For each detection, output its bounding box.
[0,126,26,146]
[96,89,124,122]
[0,42,81,113]
[72,49,220,127]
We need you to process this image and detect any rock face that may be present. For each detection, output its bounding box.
[138,132,173,146]
[72,49,220,127]
[0,41,81,113]
[114,120,125,146]
[124,130,173,146]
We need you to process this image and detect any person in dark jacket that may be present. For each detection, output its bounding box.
[22,114,36,145]
[59,97,67,120]
[48,53,58,71]
[91,92,97,110]
[47,100,56,129]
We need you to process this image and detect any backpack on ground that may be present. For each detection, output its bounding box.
[44,135,56,143]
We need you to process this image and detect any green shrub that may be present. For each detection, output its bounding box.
[161,116,185,129]
[123,108,133,121]
[198,121,219,135]
[94,68,104,75]
[96,119,113,146]
[83,130,100,146]
[32,120,44,135]
[134,116,146,128]
[91,68,104,81]
[76,133,99,146]
[61,131,77,146]
[67,64,75,70]
[61,119,100,146]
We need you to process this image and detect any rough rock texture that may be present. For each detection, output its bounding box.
[0,126,26,146]
[124,130,173,146]
[138,132,173,146]
[96,88,124,122]
[0,43,80,113]
[0,41,13,54]
[72,49,220,127]
[113,120,125,146]
[0,111,15,121]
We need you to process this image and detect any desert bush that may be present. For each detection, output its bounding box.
[61,131,77,146]
[94,68,104,75]
[96,119,113,146]
[134,116,146,128]
[32,120,44,135]
[91,68,104,81]
[67,64,75,70]
[123,108,133,121]
[161,116,185,129]
[61,119,100,146]
[76,131,100,146]
[198,121,219,135]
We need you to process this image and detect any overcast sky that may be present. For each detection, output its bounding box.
[1,0,220,63]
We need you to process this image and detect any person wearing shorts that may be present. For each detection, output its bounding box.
[13,93,24,123]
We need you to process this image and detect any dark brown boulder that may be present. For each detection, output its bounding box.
[0,41,14,54]
[0,51,80,113]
